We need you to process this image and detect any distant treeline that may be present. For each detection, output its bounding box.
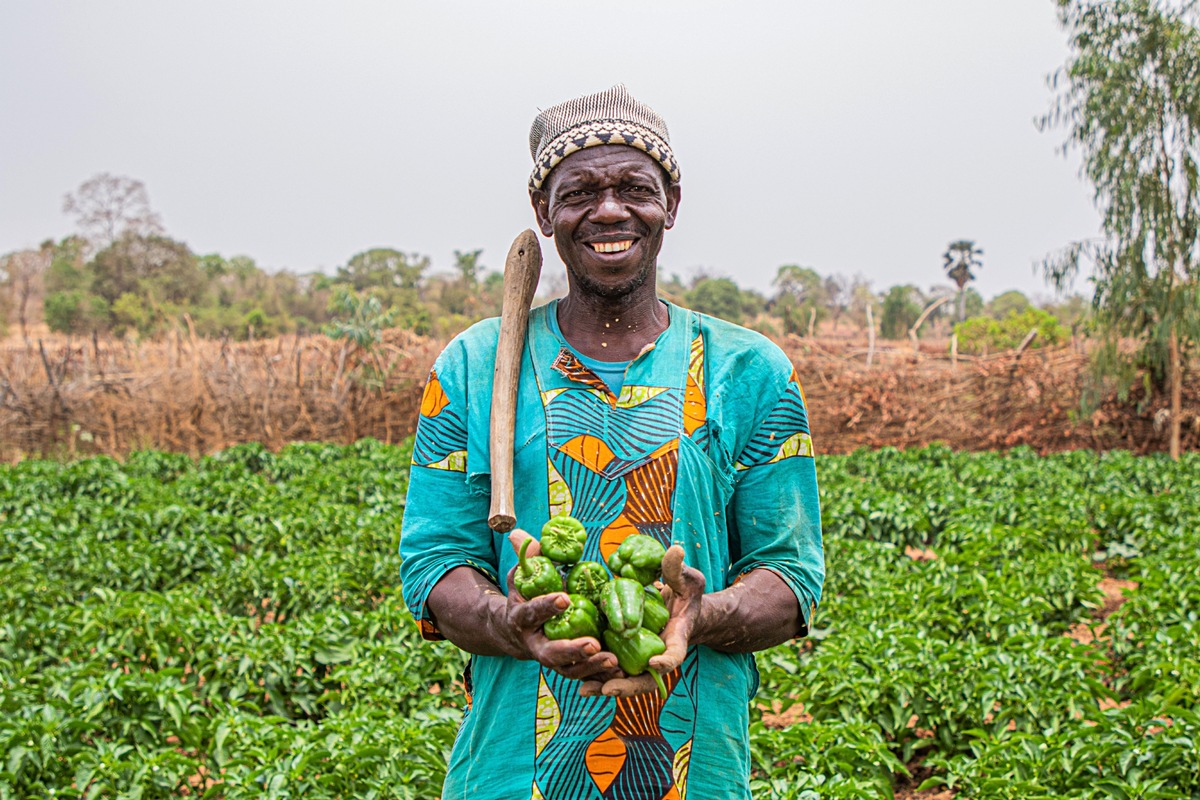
[0,176,1086,348]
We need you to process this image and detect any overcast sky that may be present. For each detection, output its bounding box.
[0,1,1102,301]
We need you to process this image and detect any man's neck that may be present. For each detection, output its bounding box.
[556,287,669,362]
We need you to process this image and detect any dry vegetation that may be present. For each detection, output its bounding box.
[1,327,1196,461]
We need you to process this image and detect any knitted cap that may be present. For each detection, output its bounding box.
[528,84,680,191]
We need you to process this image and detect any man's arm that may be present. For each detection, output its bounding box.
[691,568,802,652]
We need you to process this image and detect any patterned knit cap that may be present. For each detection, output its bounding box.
[528,84,680,191]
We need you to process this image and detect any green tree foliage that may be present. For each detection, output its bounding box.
[43,236,89,295]
[111,293,152,337]
[1042,0,1200,458]
[772,265,827,335]
[986,290,1032,320]
[324,288,398,390]
[685,277,746,324]
[943,240,984,321]
[954,308,1070,355]
[90,233,205,307]
[44,290,110,335]
[336,248,427,291]
[879,285,923,339]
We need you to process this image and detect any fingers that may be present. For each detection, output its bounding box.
[555,650,620,682]
[531,637,618,679]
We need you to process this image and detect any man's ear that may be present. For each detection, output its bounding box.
[664,183,681,230]
[530,190,554,237]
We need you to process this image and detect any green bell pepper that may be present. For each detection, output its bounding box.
[600,577,644,636]
[543,594,603,641]
[565,560,610,606]
[540,515,587,564]
[607,534,667,586]
[514,537,563,600]
[603,627,668,699]
[642,584,669,635]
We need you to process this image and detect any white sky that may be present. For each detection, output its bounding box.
[0,1,1102,301]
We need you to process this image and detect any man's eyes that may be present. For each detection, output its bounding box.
[559,184,655,200]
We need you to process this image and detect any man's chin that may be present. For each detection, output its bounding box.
[568,263,655,300]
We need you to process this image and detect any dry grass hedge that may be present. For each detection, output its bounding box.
[1,329,1196,461]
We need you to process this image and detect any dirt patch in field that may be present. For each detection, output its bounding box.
[1066,576,1138,646]
[894,762,955,800]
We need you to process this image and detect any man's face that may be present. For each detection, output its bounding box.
[531,145,681,300]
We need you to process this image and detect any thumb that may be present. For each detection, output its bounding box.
[661,545,686,593]
[508,529,541,558]
[513,591,570,628]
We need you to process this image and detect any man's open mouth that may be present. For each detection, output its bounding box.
[590,240,634,253]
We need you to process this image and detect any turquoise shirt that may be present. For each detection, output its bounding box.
[400,300,824,800]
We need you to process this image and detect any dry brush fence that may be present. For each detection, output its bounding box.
[1,330,1196,461]
[0,329,441,461]
[783,336,1200,455]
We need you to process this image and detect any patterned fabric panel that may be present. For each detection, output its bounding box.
[533,342,703,800]
[734,373,813,471]
[412,369,468,471]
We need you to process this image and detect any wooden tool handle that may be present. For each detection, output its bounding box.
[488,229,543,532]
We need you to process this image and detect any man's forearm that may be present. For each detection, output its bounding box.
[690,569,802,653]
[425,566,525,658]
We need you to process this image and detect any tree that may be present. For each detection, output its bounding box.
[90,233,204,307]
[1042,0,1200,459]
[63,173,164,252]
[823,274,851,331]
[772,265,826,335]
[43,237,89,295]
[44,290,110,335]
[943,240,984,321]
[848,275,876,330]
[336,248,428,291]
[987,290,1032,320]
[879,285,923,339]
[0,245,51,339]
[685,277,745,324]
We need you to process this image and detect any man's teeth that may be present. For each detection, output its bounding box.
[591,240,633,253]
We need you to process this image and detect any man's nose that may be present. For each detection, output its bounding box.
[589,189,631,224]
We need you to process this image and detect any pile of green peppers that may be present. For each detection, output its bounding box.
[514,515,671,698]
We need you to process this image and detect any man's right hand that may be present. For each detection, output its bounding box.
[503,530,620,683]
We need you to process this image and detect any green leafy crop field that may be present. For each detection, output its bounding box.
[2,442,1198,799]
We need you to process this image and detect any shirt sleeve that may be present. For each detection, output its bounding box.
[399,349,499,641]
[726,366,824,634]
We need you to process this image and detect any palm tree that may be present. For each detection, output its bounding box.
[943,240,984,321]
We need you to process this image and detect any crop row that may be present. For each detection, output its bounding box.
[2,442,1198,798]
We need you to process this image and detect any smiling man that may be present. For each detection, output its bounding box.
[400,85,824,800]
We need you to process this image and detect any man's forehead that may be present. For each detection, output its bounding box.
[548,146,664,187]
